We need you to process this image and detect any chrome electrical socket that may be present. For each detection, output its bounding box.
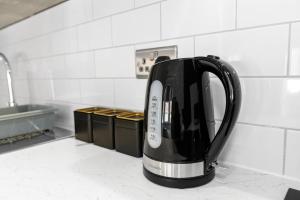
[135,45,177,79]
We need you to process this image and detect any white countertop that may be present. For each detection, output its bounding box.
[0,138,299,200]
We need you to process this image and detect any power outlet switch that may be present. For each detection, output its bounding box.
[135,45,177,79]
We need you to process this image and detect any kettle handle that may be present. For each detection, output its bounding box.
[195,56,242,166]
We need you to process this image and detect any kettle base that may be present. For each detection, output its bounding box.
[143,167,215,189]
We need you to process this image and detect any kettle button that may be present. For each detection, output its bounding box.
[207,55,220,60]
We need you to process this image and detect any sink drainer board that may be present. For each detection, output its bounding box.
[0,130,56,154]
[0,104,56,140]
[0,131,44,145]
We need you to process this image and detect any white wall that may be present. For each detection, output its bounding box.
[0,0,300,181]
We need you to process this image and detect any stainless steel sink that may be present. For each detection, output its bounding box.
[0,104,56,139]
[0,53,57,140]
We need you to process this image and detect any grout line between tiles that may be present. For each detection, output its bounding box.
[90,0,94,19]
[133,0,164,9]
[78,79,82,104]
[235,0,238,29]
[1,21,297,62]
[286,24,292,76]
[159,2,162,40]
[1,23,292,64]
[133,45,137,79]
[193,36,196,57]
[215,119,300,131]
[212,75,300,78]
[74,23,79,54]
[11,75,300,82]
[17,77,138,81]
[282,129,287,175]
[112,79,116,108]
[110,16,114,46]
[10,23,300,64]
[92,50,96,78]
[2,5,300,53]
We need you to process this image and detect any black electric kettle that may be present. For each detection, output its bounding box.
[143,55,241,188]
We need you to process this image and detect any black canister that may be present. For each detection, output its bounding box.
[92,109,129,149]
[115,112,144,157]
[74,107,107,143]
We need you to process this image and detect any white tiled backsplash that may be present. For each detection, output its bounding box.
[0,0,300,181]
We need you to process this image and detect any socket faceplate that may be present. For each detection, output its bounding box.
[135,45,177,79]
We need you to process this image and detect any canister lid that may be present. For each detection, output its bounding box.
[75,107,108,113]
[93,109,130,117]
[116,112,144,121]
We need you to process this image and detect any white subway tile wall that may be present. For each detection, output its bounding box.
[92,0,134,19]
[80,79,114,106]
[53,79,81,102]
[220,123,285,174]
[285,130,300,180]
[135,37,195,58]
[63,0,92,27]
[237,0,300,28]
[111,4,160,45]
[77,18,112,51]
[28,80,54,101]
[211,78,300,129]
[14,80,30,99]
[0,0,299,180]
[135,0,161,8]
[195,25,289,76]
[65,52,95,78]
[0,81,8,96]
[114,79,147,110]
[51,28,77,55]
[95,46,135,78]
[161,0,236,39]
[290,22,300,75]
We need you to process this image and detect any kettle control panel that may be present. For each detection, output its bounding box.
[147,80,163,148]
[135,46,177,79]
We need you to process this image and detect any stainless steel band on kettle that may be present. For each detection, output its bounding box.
[143,154,204,178]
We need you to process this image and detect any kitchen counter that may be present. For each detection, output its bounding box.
[0,138,299,200]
